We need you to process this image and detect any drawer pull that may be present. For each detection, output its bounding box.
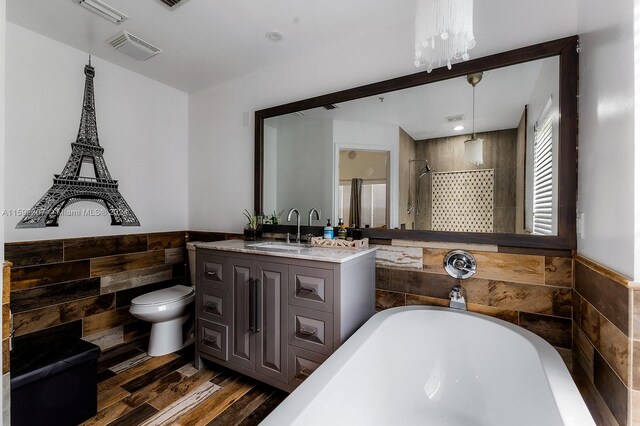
[206,271,218,277]
[203,336,217,345]
[299,327,316,336]
[204,302,218,309]
[299,286,316,293]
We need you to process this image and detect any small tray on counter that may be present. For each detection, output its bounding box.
[310,237,369,249]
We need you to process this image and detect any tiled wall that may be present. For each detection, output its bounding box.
[4,232,187,353]
[573,255,634,425]
[374,240,574,364]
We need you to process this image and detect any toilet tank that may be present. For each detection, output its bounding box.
[186,242,202,286]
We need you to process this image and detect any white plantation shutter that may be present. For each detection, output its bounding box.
[532,108,554,235]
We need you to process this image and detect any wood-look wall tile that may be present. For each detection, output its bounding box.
[11,260,90,290]
[594,350,629,426]
[13,294,115,337]
[83,307,136,336]
[100,265,173,294]
[376,267,457,299]
[405,294,449,308]
[1,306,8,340]
[90,251,166,278]
[115,279,179,309]
[375,289,405,311]
[574,323,595,382]
[83,326,124,351]
[5,240,63,267]
[556,347,573,370]
[599,316,630,387]
[375,246,423,270]
[123,320,151,343]
[164,248,185,265]
[148,232,185,251]
[368,238,391,246]
[461,278,572,318]
[64,235,148,261]
[633,340,640,391]
[572,290,582,323]
[580,297,601,347]
[575,261,629,336]
[518,312,572,349]
[2,338,8,374]
[405,294,519,324]
[634,290,640,341]
[10,277,100,313]
[424,249,545,286]
[544,257,572,287]
[391,240,498,252]
[12,320,82,353]
[3,263,10,304]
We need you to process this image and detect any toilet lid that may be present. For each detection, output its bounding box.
[131,285,194,306]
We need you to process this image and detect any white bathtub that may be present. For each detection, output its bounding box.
[262,306,594,426]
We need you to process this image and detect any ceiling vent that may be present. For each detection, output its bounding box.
[291,111,306,117]
[157,0,192,8]
[107,31,162,61]
[323,104,339,110]
[446,114,465,122]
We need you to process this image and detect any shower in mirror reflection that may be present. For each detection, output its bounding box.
[407,159,432,217]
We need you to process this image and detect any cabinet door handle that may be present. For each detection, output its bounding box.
[249,278,256,332]
[255,278,262,333]
[203,335,217,345]
[299,286,316,293]
[299,327,316,336]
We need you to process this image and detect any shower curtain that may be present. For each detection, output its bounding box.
[349,178,363,228]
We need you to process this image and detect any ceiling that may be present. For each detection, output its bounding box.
[7,0,578,93]
[267,57,554,140]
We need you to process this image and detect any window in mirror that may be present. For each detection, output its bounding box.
[531,97,556,235]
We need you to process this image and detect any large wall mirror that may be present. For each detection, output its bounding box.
[256,37,577,250]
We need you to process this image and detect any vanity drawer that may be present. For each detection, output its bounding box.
[198,319,228,361]
[288,306,334,355]
[197,253,226,291]
[197,283,229,324]
[288,266,334,313]
[288,346,328,387]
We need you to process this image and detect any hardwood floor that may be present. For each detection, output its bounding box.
[84,342,288,426]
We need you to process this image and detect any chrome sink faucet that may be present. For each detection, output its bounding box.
[287,208,301,244]
[308,208,320,226]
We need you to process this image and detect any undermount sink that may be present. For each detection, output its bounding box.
[248,242,308,251]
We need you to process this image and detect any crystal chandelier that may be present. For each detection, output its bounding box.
[464,72,484,165]
[414,0,476,72]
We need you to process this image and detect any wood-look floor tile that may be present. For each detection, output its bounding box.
[83,326,124,351]
[237,390,288,426]
[97,369,117,383]
[121,371,185,409]
[206,385,273,426]
[97,341,146,371]
[140,381,222,426]
[106,403,158,426]
[177,363,200,378]
[175,376,255,426]
[122,355,191,393]
[147,368,218,411]
[98,386,130,411]
[98,353,179,393]
[109,352,152,374]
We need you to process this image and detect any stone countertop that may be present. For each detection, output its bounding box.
[193,240,377,264]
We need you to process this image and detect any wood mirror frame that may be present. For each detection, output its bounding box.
[255,36,578,250]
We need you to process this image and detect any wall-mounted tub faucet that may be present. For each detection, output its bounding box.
[449,286,467,311]
[287,208,301,244]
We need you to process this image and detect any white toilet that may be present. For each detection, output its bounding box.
[129,242,201,356]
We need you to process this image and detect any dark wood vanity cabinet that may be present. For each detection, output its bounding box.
[194,247,376,392]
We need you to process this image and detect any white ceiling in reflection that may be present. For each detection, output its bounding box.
[267,57,554,140]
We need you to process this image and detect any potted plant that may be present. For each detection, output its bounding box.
[243,209,262,240]
[269,210,283,225]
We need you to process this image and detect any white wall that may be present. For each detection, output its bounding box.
[4,24,189,242]
[333,120,399,227]
[577,1,636,280]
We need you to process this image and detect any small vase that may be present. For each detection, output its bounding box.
[244,226,262,241]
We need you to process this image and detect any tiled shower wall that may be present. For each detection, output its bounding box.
[374,240,574,362]
[4,232,187,353]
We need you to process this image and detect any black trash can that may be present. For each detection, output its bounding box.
[11,335,101,426]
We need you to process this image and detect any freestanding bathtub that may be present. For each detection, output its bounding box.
[262,306,595,426]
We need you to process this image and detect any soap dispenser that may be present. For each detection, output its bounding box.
[323,219,334,239]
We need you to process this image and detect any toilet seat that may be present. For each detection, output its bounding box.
[131,285,194,307]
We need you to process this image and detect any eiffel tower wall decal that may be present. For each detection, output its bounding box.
[16,58,140,229]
